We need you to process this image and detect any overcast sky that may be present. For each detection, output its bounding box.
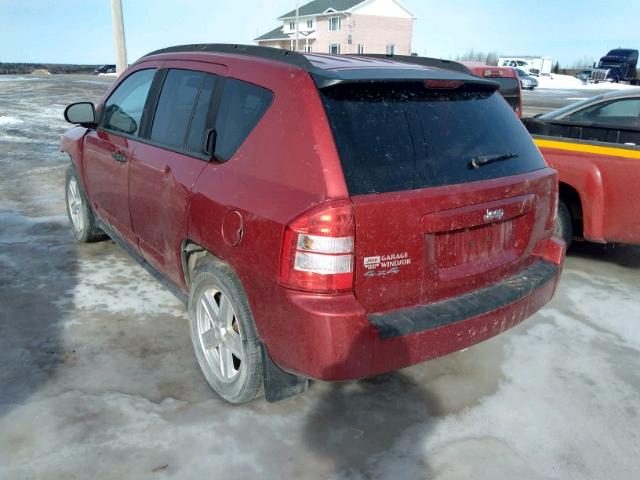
[0,0,637,66]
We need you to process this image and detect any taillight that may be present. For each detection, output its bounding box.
[279,200,354,293]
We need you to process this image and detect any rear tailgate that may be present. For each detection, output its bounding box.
[319,80,554,314]
[352,169,555,312]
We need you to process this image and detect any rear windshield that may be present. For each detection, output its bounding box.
[320,82,545,195]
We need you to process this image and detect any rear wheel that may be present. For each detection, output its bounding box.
[555,199,573,249]
[65,166,106,242]
[188,261,263,404]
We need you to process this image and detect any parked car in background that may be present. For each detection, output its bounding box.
[462,62,523,116]
[515,68,538,90]
[93,64,116,75]
[61,44,564,404]
[522,89,640,247]
[575,70,592,82]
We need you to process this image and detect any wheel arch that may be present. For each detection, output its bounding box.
[558,182,583,237]
[181,239,226,289]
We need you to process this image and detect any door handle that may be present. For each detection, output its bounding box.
[111,151,126,162]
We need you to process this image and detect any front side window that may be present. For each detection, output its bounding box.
[102,69,155,136]
[150,69,205,148]
[564,98,640,127]
[214,79,273,160]
[329,16,340,31]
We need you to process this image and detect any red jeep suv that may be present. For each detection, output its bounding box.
[62,44,565,404]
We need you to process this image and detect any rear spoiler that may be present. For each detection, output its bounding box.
[356,54,473,75]
[311,62,499,90]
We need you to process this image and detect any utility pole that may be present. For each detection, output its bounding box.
[110,0,128,76]
[295,0,300,52]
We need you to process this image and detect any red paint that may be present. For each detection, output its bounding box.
[62,49,564,381]
[539,145,640,244]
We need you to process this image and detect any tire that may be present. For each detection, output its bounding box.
[65,165,106,242]
[555,199,573,249]
[188,261,263,404]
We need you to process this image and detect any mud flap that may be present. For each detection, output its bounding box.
[261,345,309,402]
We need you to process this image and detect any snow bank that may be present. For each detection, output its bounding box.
[537,73,636,90]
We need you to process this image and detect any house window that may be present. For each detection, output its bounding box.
[289,21,295,31]
[386,44,396,55]
[304,45,312,53]
[307,19,313,29]
[357,43,365,54]
[329,16,341,31]
[329,43,340,55]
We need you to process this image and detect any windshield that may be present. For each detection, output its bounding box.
[539,94,606,120]
[320,82,545,195]
[598,61,622,68]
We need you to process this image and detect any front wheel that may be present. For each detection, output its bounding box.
[188,261,263,404]
[65,166,106,242]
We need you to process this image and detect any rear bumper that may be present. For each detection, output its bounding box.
[262,238,564,381]
[369,260,557,340]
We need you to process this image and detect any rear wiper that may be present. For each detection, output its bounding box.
[468,153,519,169]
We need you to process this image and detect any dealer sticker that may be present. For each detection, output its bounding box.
[363,251,411,276]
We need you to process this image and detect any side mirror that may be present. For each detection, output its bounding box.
[64,102,96,127]
[106,108,137,135]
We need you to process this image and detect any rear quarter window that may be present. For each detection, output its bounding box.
[214,79,273,160]
[320,82,546,195]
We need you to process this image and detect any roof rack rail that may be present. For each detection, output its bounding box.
[143,43,315,70]
[356,54,471,75]
[140,44,491,90]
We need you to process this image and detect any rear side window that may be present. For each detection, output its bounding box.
[320,82,546,195]
[150,69,205,148]
[214,79,272,160]
[564,98,640,127]
[102,69,155,136]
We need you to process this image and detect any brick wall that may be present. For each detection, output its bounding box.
[315,14,413,55]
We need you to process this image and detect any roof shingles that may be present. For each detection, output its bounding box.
[254,25,289,41]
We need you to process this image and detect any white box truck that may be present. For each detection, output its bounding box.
[498,56,553,76]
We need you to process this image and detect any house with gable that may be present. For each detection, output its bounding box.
[254,0,416,55]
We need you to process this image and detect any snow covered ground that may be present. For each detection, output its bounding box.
[1,75,639,480]
[537,73,638,91]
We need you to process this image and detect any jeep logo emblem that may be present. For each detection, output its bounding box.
[484,208,504,221]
